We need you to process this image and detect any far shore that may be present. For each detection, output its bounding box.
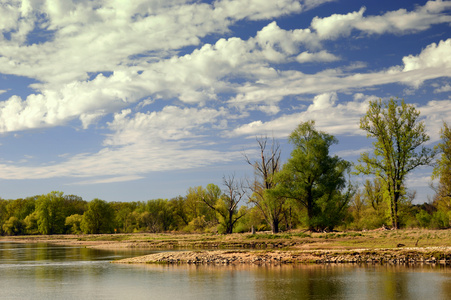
[2,229,450,265]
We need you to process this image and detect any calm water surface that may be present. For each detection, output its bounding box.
[0,242,450,299]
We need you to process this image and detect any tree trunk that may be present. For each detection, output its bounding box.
[271,218,279,234]
[307,188,315,231]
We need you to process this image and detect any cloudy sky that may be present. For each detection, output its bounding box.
[0,0,450,203]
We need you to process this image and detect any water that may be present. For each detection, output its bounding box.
[0,242,450,300]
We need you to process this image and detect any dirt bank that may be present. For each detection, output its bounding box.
[113,247,451,265]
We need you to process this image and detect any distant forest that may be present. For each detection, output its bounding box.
[1,99,450,235]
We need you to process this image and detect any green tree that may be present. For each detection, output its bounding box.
[245,136,285,233]
[6,197,36,221]
[168,196,190,229]
[81,199,115,234]
[63,195,87,216]
[356,99,434,229]
[65,214,83,234]
[141,199,174,232]
[36,191,66,235]
[273,121,352,231]
[112,201,140,233]
[432,122,451,224]
[23,212,39,234]
[2,216,24,235]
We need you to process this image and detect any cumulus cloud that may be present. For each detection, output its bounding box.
[213,0,303,21]
[229,92,368,138]
[0,0,449,186]
[230,92,451,144]
[311,0,451,39]
[403,39,451,71]
[311,7,366,39]
[1,1,450,133]
[229,38,451,108]
[296,50,340,63]
[434,83,451,93]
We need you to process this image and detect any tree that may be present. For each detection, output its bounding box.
[245,136,285,233]
[65,214,83,234]
[81,199,115,234]
[142,199,174,232]
[273,121,352,231]
[2,216,23,236]
[432,122,451,225]
[35,191,66,235]
[168,196,190,229]
[23,212,39,234]
[356,98,435,229]
[201,178,246,234]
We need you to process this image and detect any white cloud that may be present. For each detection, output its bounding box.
[213,0,303,21]
[311,1,451,39]
[434,83,451,93]
[0,105,240,180]
[307,92,337,111]
[1,1,449,134]
[296,50,340,63]
[229,92,368,138]
[229,38,451,108]
[403,39,451,71]
[70,175,146,185]
[418,99,451,142]
[334,147,372,158]
[0,21,319,132]
[311,7,366,39]
[230,92,451,149]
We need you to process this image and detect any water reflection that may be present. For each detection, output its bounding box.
[0,242,449,300]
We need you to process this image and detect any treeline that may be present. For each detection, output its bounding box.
[0,98,450,235]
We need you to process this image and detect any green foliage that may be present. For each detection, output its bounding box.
[65,214,83,234]
[168,196,190,228]
[2,216,24,236]
[272,121,353,231]
[184,215,208,233]
[140,199,174,232]
[432,122,451,220]
[233,205,268,233]
[111,201,141,233]
[430,211,450,229]
[356,99,434,229]
[81,199,115,234]
[36,191,66,235]
[6,197,36,220]
[23,212,39,234]
[416,210,432,228]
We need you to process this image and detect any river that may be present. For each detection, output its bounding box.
[0,242,450,299]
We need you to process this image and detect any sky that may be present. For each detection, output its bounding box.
[0,0,450,204]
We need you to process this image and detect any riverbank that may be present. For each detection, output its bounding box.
[113,247,451,265]
[2,229,450,265]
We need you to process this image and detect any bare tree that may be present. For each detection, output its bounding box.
[201,175,246,234]
[245,136,285,233]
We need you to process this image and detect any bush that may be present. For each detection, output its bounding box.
[416,210,432,228]
[430,211,450,229]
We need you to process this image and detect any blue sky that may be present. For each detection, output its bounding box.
[0,0,450,204]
